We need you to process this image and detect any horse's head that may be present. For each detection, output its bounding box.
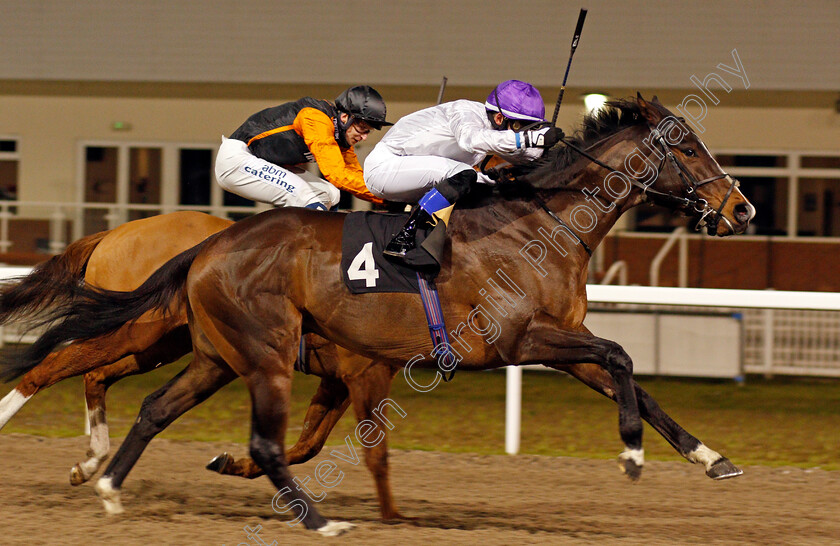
[634,95,755,236]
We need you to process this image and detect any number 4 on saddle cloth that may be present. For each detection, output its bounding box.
[340,211,458,380]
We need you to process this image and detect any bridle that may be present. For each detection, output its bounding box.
[645,126,739,235]
[546,122,741,237]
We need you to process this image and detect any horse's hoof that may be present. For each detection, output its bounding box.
[316,520,355,537]
[94,477,124,515]
[69,464,87,486]
[706,457,743,480]
[206,452,234,473]
[618,448,644,482]
[620,459,643,481]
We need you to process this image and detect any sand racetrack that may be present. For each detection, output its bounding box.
[0,434,837,545]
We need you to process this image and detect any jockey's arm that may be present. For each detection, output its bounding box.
[450,108,543,163]
[295,108,384,204]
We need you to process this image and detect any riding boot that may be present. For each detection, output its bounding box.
[384,169,478,258]
[383,207,436,257]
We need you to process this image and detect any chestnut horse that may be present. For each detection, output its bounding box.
[4,97,754,534]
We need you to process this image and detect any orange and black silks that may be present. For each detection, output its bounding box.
[230,98,382,204]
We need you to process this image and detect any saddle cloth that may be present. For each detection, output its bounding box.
[341,211,421,294]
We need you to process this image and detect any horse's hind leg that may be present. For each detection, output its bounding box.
[0,342,110,430]
[207,375,350,478]
[70,357,136,486]
[71,326,193,485]
[221,354,406,521]
[93,351,236,515]
[564,361,742,480]
[188,286,350,536]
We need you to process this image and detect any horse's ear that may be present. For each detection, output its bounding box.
[651,95,662,105]
[636,94,661,124]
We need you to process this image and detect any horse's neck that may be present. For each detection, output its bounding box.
[546,129,653,249]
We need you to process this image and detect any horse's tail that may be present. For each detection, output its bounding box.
[0,230,110,325]
[0,235,214,382]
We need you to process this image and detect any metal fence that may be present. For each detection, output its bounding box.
[586,284,840,379]
[743,308,840,377]
[587,303,840,378]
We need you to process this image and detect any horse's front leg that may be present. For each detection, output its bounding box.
[562,361,742,480]
[516,322,644,480]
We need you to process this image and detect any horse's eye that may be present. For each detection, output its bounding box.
[683,148,696,157]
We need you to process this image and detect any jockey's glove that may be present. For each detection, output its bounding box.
[524,127,565,149]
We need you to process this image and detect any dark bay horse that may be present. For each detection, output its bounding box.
[5,96,754,535]
[0,212,352,487]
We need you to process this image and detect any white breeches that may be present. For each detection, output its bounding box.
[215,137,340,209]
[363,143,492,203]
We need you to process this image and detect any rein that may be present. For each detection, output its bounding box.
[533,194,593,256]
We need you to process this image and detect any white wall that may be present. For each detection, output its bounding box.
[1,0,837,91]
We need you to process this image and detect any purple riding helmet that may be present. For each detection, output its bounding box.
[484,80,546,124]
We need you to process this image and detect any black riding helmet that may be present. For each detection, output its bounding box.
[334,85,392,147]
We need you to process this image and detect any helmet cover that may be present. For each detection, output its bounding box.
[484,80,545,122]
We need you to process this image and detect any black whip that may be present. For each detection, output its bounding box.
[550,8,588,127]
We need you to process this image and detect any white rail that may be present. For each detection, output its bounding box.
[0,201,264,254]
[587,285,840,311]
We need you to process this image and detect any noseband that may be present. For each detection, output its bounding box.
[557,124,740,235]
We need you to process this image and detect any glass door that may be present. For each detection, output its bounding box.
[83,146,118,235]
[82,144,162,235]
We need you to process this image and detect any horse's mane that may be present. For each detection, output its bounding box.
[525,98,649,186]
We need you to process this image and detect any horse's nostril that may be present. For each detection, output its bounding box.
[734,203,751,223]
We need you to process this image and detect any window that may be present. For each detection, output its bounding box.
[83,146,118,235]
[718,152,840,237]
[798,177,840,237]
[178,147,255,221]
[0,138,19,201]
[716,154,787,168]
[179,149,213,206]
[627,151,840,237]
[128,147,162,221]
[630,153,792,234]
[734,176,788,236]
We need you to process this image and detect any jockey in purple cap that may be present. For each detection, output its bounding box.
[364,79,564,261]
